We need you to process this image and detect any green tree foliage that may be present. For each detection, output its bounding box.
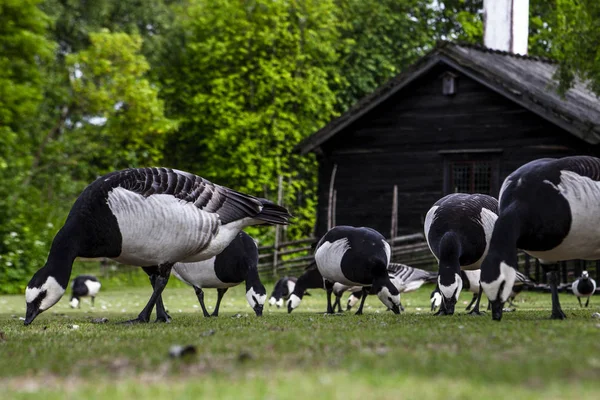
[552,0,600,96]
[160,0,342,240]
[64,31,177,174]
[0,0,58,293]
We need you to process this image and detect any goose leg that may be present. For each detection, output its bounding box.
[355,287,369,315]
[212,288,228,317]
[324,280,334,314]
[468,287,485,316]
[578,297,583,308]
[332,294,342,313]
[124,263,173,324]
[143,267,171,323]
[91,297,95,308]
[465,293,478,311]
[194,287,211,318]
[585,297,590,308]
[547,269,567,320]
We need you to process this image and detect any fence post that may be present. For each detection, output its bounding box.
[327,164,338,230]
[524,254,531,279]
[390,185,398,241]
[272,175,284,280]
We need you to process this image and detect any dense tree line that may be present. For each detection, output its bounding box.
[0,0,597,293]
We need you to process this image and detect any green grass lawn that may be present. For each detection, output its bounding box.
[1,281,599,399]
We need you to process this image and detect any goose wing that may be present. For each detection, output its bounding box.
[100,167,290,225]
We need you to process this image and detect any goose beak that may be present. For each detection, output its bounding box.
[254,304,263,317]
[490,300,504,321]
[287,302,293,314]
[24,304,40,326]
[391,304,401,314]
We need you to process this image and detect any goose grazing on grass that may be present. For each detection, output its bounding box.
[285,263,361,314]
[146,231,265,319]
[572,271,596,308]
[430,270,481,312]
[313,226,401,315]
[269,276,298,308]
[69,275,101,308]
[425,193,498,316]
[24,167,291,325]
[348,263,437,311]
[481,156,600,321]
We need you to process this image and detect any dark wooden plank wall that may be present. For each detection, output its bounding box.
[314,63,600,236]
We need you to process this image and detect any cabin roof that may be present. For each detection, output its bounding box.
[296,41,600,155]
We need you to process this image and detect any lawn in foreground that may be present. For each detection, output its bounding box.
[1,283,599,399]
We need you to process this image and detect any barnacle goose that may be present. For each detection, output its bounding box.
[349,263,437,311]
[481,156,600,320]
[285,264,358,313]
[312,226,401,315]
[69,275,101,308]
[24,167,290,325]
[572,271,597,308]
[146,231,265,319]
[425,193,498,315]
[269,276,298,308]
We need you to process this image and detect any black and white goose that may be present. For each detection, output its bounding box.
[481,156,600,321]
[313,225,401,315]
[268,276,298,308]
[148,231,265,318]
[348,263,438,311]
[424,193,498,315]
[572,271,596,308]
[285,264,358,313]
[69,275,101,308]
[24,167,290,325]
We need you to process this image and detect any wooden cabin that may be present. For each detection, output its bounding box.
[296,42,600,238]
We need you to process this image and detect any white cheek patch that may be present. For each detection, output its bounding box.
[25,287,41,303]
[481,261,516,302]
[268,297,277,306]
[287,294,301,309]
[377,286,400,309]
[430,292,442,308]
[438,274,463,301]
[28,277,66,311]
[347,294,360,308]
[70,298,80,308]
[276,298,284,308]
[246,287,266,308]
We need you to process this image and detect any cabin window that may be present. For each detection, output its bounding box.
[440,150,501,196]
[450,161,492,194]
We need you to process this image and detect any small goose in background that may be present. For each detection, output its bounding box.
[24,167,290,325]
[425,193,498,316]
[507,271,536,307]
[313,226,401,315]
[149,231,265,318]
[481,156,600,321]
[269,276,298,308]
[69,275,101,308]
[572,271,597,308]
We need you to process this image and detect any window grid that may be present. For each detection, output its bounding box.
[450,161,492,194]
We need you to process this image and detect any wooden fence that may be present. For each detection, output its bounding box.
[259,232,600,286]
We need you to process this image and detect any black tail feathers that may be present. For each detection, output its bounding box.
[256,199,292,225]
